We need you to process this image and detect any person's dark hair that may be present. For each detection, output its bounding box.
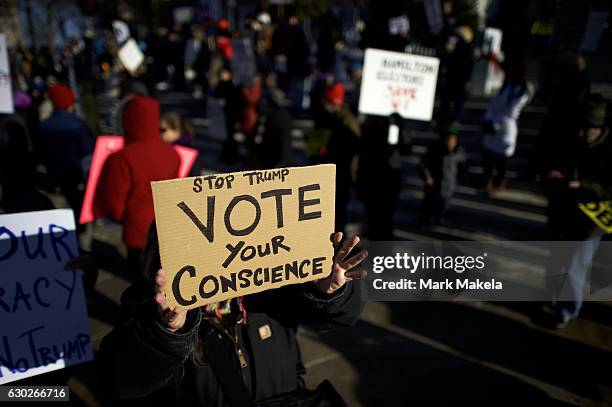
[121,80,149,99]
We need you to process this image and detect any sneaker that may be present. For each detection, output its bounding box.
[531,304,575,330]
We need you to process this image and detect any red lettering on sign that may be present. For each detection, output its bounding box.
[386,85,417,111]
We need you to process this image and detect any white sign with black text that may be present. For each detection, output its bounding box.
[359,48,439,121]
[0,33,14,114]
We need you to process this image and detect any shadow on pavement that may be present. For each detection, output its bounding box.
[308,301,612,405]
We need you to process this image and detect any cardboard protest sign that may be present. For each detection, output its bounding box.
[579,201,612,233]
[359,48,439,121]
[118,38,144,74]
[152,164,336,309]
[0,33,14,114]
[79,136,199,224]
[0,209,92,384]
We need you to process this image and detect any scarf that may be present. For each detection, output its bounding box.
[203,297,246,324]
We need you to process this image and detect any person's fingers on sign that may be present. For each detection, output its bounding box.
[315,232,368,295]
[155,269,187,332]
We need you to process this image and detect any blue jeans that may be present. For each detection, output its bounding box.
[547,235,603,320]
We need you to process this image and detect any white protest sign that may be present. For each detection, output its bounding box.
[173,7,194,25]
[482,27,502,56]
[0,209,92,384]
[359,48,439,121]
[112,20,131,45]
[388,15,410,35]
[118,38,145,75]
[483,28,504,95]
[0,33,14,114]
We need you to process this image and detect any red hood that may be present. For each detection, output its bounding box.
[122,96,160,144]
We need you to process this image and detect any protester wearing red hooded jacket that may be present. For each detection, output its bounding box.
[94,96,179,282]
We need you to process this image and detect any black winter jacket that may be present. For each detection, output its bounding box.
[98,250,363,406]
[546,127,612,238]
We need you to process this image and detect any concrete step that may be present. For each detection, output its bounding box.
[401,175,547,214]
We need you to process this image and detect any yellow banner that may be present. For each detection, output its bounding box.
[578,201,612,233]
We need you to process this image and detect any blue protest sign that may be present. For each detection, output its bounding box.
[0,209,92,384]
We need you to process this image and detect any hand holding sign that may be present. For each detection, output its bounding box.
[154,231,367,330]
[314,233,368,295]
[154,269,187,332]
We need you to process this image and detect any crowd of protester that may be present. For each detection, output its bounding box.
[0,0,611,403]
[2,0,611,316]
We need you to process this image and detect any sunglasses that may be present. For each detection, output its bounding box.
[160,127,168,133]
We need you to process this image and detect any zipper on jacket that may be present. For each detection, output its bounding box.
[234,327,248,369]
[206,316,248,369]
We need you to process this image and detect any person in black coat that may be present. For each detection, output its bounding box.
[437,26,474,126]
[544,94,612,240]
[315,83,361,233]
[259,88,292,168]
[214,69,243,164]
[39,84,93,221]
[98,224,368,406]
[357,115,408,240]
[540,94,612,328]
[0,108,54,213]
